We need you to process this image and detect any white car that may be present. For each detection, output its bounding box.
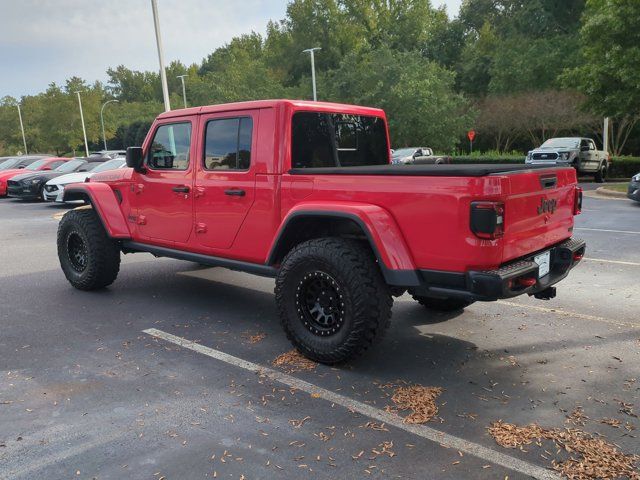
[43,158,126,202]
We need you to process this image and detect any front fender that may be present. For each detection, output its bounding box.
[63,182,131,239]
[270,202,419,286]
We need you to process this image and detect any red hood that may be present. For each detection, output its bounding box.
[0,169,30,183]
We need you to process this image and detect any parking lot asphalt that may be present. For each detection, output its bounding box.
[1,190,639,480]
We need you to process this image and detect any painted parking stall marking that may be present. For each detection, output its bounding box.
[143,328,562,480]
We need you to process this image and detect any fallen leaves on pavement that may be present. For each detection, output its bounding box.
[241,331,266,344]
[386,384,444,424]
[272,350,317,373]
[488,420,639,479]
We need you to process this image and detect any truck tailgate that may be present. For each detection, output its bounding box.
[501,167,576,263]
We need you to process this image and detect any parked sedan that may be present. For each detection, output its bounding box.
[0,155,48,171]
[43,158,126,202]
[628,173,640,203]
[391,147,450,165]
[7,159,91,200]
[0,157,69,196]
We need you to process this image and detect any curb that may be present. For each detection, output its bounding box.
[595,187,628,198]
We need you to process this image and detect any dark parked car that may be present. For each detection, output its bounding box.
[628,173,640,203]
[7,159,93,200]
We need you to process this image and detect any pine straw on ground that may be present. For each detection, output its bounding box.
[488,420,639,479]
[386,385,444,424]
[241,332,266,344]
[272,350,317,373]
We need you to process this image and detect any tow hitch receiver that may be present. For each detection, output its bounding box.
[532,286,556,300]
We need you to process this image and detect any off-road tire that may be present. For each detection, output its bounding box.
[412,295,474,312]
[57,208,121,290]
[275,237,392,364]
[594,161,607,183]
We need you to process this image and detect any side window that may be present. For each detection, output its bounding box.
[49,161,65,169]
[589,141,596,150]
[147,122,191,170]
[580,139,589,150]
[204,117,253,170]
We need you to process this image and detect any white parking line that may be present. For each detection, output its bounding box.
[143,328,562,480]
[497,301,639,329]
[575,227,640,235]
[584,257,640,267]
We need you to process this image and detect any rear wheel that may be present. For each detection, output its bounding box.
[594,161,607,183]
[275,238,392,364]
[57,208,121,290]
[412,295,474,312]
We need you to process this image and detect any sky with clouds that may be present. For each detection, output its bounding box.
[0,0,462,99]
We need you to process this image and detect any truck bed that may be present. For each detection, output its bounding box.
[289,164,560,177]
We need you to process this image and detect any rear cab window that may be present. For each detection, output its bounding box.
[203,117,253,171]
[291,112,389,169]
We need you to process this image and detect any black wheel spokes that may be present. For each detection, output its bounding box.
[296,271,345,337]
[67,232,88,272]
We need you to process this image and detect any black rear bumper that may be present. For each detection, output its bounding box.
[410,238,586,302]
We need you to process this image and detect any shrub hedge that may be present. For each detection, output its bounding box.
[450,156,640,178]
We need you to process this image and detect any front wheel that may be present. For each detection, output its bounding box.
[275,238,392,364]
[594,162,607,183]
[412,295,474,312]
[57,208,121,290]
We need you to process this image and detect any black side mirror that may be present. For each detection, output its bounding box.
[126,147,145,172]
[580,145,589,152]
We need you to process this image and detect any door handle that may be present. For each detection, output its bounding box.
[224,189,245,197]
[172,185,190,193]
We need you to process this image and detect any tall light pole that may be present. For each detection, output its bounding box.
[302,47,321,101]
[151,0,171,112]
[100,99,119,150]
[75,91,89,157]
[177,74,188,108]
[16,104,28,155]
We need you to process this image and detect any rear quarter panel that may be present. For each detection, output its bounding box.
[281,173,507,272]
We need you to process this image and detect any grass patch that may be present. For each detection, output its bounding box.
[603,183,629,193]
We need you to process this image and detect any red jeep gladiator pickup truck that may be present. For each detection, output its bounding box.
[57,100,585,363]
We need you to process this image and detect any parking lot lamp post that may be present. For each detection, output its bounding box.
[75,91,89,157]
[302,47,321,101]
[178,75,189,108]
[151,0,171,112]
[100,99,119,150]
[177,75,188,108]
[16,104,28,155]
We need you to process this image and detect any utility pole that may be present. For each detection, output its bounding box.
[151,0,171,112]
[603,117,610,154]
[75,91,89,157]
[302,47,321,101]
[177,74,188,108]
[100,99,119,150]
[16,104,28,155]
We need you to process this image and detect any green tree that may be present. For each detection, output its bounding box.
[327,48,473,150]
[565,0,640,155]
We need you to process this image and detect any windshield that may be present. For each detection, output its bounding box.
[54,160,85,173]
[291,112,389,168]
[392,148,417,158]
[26,159,49,170]
[540,138,580,149]
[92,159,125,172]
[0,158,19,170]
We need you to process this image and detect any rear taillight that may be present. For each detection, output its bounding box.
[470,201,505,240]
[573,186,582,215]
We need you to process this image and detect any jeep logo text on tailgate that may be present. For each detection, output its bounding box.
[537,197,557,214]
